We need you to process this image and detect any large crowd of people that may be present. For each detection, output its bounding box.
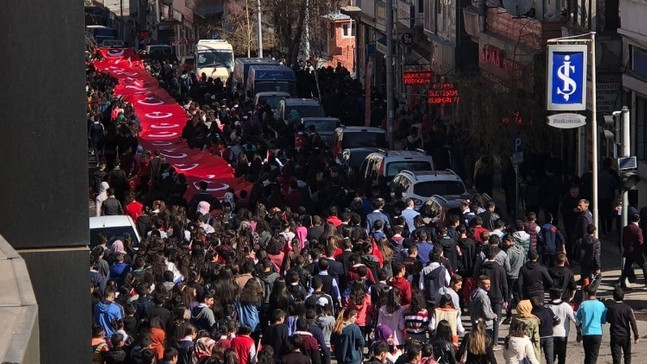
[88,47,642,364]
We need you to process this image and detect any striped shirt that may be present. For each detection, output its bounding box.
[404,309,430,334]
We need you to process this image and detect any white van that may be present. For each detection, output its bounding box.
[89,215,141,248]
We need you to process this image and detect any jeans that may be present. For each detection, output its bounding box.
[506,278,520,317]
[610,336,632,364]
[553,336,568,364]
[540,336,554,364]
[620,257,647,285]
[582,335,603,364]
[491,302,502,346]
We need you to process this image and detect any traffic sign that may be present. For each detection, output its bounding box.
[618,156,638,171]
[512,136,523,153]
[512,151,524,165]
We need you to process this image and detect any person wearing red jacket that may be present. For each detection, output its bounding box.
[231,326,257,364]
[389,262,412,306]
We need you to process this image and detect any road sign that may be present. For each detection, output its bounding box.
[547,44,588,111]
[618,156,638,171]
[512,152,524,165]
[512,136,523,153]
[546,113,587,129]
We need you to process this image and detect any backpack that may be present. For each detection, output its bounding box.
[423,264,447,303]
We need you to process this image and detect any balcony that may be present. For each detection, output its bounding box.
[483,6,566,50]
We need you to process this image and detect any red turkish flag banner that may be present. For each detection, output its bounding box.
[93,48,252,200]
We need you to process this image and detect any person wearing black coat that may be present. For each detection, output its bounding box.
[263,309,290,360]
[479,247,508,348]
[518,250,554,300]
[607,286,640,364]
[579,225,601,293]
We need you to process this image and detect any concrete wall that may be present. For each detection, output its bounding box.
[0,1,90,363]
[0,236,39,364]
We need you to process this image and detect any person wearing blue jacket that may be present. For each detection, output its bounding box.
[93,287,124,339]
[236,278,264,338]
[331,309,365,364]
[539,214,565,267]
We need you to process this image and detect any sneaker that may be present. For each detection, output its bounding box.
[502,317,511,325]
[492,345,501,351]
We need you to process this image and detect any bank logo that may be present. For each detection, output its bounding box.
[547,45,587,111]
[556,56,577,101]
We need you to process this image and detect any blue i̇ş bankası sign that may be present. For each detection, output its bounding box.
[547,44,587,111]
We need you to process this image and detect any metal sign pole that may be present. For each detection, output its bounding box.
[547,32,598,239]
[591,32,599,239]
[621,106,630,279]
[386,0,394,149]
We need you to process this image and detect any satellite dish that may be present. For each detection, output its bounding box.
[502,0,534,16]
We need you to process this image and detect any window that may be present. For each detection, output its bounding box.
[342,21,356,37]
[413,181,466,197]
[632,47,647,81]
[386,161,433,177]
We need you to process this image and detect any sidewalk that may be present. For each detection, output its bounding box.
[485,188,647,363]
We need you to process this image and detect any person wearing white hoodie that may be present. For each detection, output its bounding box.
[503,319,540,364]
[95,181,110,217]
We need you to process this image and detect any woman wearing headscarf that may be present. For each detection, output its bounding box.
[108,239,132,265]
[371,324,402,364]
[196,201,213,224]
[513,300,540,360]
[193,335,217,363]
[95,181,109,217]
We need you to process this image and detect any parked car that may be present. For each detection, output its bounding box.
[339,147,380,178]
[254,91,290,114]
[330,126,388,159]
[299,117,340,146]
[358,149,435,186]
[276,98,325,125]
[89,215,141,248]
[145,44,176,62]
[390,169,469,210]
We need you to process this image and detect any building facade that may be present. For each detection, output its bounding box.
[619,0,647,205]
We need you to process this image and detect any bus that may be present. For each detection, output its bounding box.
[195,39,234,84]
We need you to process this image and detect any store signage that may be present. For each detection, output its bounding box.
[427,83,460,104]
[479,44,523,78]
[547,44,588,111]
[546,113,587,129]
[403,71,433,85]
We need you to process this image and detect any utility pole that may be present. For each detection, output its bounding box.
[620,106,630,278]
[591,32,599,238]
[257,0,263,58]
[386,0,394,149]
